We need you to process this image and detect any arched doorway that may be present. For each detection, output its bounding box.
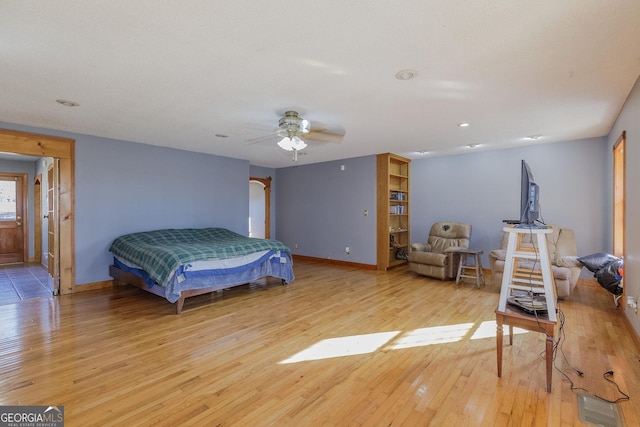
[249,177,271,239]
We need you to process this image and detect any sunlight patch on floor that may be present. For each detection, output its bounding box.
[279,331,400,364]
[279,320,530,363]
[387,323,474,350]
[471,320,529,340]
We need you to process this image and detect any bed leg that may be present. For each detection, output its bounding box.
[175,297,185,315]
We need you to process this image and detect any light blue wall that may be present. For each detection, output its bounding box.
[274,140,608,270]
[250,165,276,239]
[607,73,640,336]
[410,137,608,268]
[1,121,250,286]
[75,137,249,285]
[0,158,36,258]
[276,156,376,265]
[0,120,620,298]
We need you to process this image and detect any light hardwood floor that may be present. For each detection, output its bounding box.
[0,260,638,426]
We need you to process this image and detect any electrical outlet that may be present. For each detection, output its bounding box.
[345,246,351,254]
[627,296,638,313]
[295,243,299,249]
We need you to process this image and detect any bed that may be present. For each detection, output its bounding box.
[108,228,294,314]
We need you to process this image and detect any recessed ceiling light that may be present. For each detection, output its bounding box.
[458,122,470,128]
[395,69,418,80]
[524,135,542,140]
[56,99,79,107]
[417,151,430,155]
[466,144,480,148]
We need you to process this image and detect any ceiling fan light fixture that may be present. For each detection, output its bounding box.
[291,136,307,150]
[277,136,307,151]
[278,111,310,135]
[277,137,294,151]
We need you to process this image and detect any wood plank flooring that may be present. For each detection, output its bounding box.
[0,260,639,426]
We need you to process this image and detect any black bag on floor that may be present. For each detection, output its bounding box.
[594,258,623,296]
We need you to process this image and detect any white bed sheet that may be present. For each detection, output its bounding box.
[114,250,271,273]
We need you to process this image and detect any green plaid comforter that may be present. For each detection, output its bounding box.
[109,228,291,287]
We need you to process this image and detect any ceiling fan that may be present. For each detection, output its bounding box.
[248,110,345,161]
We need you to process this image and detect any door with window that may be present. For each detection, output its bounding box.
[0,173,27,264]
[47,163,60,292]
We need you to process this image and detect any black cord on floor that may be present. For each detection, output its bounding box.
[550,308,630,403]
[596,371,630,404]
[550,308,590,394]
[515,228,629,402]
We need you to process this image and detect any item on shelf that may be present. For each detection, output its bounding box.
[395,249,408,260]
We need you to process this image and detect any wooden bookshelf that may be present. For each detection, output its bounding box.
[376,153,410,270]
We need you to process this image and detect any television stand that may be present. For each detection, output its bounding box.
[495,226,558,392]
[513,223,548,229]
[497,226,557,320]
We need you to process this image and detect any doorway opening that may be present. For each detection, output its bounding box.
[0,129,75,295]
[249,177,272,239]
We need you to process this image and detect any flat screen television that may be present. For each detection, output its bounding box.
[519,159,541,225]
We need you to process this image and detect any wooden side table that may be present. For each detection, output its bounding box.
[454,248,485,288]
[495,306,555,392]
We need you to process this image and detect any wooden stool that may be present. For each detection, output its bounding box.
[455,249,485,288]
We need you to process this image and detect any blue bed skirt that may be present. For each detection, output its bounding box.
[114,250,294,303]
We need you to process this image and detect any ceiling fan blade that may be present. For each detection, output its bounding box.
[245,133,278,144]
[305,129,344,144]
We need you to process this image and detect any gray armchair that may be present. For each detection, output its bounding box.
[408,222,472,280]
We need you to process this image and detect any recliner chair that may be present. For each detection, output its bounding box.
[407,222,472,280]
[488,225,583,298]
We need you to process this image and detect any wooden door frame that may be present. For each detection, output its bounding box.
[613,131,625,259]
[34,174,42,264]
[613,131,625,308]
[249,176,271,239]
[0,172,28,263]
[0,129,75,295]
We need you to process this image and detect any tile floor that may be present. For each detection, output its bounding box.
[0,263,52,306]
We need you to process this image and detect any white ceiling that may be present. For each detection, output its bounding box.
[2,1,640,168]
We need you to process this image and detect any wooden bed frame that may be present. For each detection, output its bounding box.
[109,265,285,314]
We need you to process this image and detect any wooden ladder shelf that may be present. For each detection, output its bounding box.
[497,226,557,322]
